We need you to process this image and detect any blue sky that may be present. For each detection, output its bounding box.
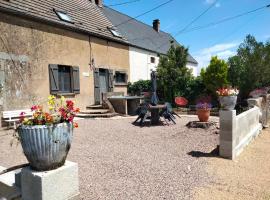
[103,0,270,70]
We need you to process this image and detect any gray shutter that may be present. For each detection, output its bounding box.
[125,73,128,83]
[94,68,100,104]
[108,69,114,92]
[72,66,80,94]
[48,64,59,94]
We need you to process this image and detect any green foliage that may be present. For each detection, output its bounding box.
[157,45,193,104]
[227,35,270,98]
[127,80,151,95]
[183,76,207,104]
[201,56,228,95]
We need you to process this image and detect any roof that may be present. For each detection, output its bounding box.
[102,6,198,64]
[0,0,128,44]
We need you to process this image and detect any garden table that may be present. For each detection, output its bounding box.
[148,104,166,125]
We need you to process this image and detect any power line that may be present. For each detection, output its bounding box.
[156,0,217,51]
[58,0,140,13]
[179,3,270,35]
[107,0,140,7]
[112,0,175,28]
[174,0,218,35]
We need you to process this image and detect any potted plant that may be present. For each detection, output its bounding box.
[196,102,212,122]
[216,87,239,110]
[16,95,79,171]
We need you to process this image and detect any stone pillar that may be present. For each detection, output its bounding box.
[219,110,236,159]
[247,95,269,128]
[21,161,79,200]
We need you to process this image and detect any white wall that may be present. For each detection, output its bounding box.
[129,47,159,83]
[129,46,198,83]
[186,62,198,77]
[219,108,262,159]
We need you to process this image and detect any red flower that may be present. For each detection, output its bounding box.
[73,122,78,128]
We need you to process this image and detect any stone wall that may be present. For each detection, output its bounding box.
[247,94,270,128]
[219,107,262,159]
[0,12,129,112]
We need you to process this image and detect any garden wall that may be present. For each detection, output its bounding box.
[219,107,262,159]
[247,94,270,128]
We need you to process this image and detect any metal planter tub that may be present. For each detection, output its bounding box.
[18,122,73,171]
[219,96,237,110]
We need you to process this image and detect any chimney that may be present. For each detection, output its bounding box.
[94,0,103,7]
[153,19,160,32]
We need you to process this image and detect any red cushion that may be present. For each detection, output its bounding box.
[175,97,188,106]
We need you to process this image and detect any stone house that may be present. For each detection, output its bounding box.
[102,6,198,82]
[0,0,130,112]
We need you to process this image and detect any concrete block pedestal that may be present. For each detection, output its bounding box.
[21,161,79,200]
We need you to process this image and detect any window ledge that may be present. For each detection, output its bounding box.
[56,93,76,97]
[114,83,128,86]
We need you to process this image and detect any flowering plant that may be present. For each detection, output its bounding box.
[20,95,80,128]
[216,87,239,96]
[249,88,268,98]
[196,102,212,110]
[196,96,212,110]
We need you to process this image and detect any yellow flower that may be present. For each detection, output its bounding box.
[48,95,56,101]
[60,96,65,104]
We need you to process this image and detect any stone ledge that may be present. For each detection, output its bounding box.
[21,161,79,200]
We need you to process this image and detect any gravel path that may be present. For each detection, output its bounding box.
[0,116,218,200]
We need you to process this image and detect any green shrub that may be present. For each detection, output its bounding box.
[127,80,152,96]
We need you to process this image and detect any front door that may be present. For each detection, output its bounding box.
[94,68,114,105]
[99,69,108,102]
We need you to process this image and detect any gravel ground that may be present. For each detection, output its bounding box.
[194,128,270,200]
[0,116,219,200]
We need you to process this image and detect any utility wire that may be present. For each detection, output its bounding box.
[57,0,140,13]
[107,0,141,7]
[156,0,217,51]
[178,3,270,35]
[174,0,218,35]
[112,0,175,28]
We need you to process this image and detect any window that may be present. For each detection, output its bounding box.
[115,71,127,84]
[54,10,73,23]
[58,66,72,93]
[108,27,122,38]
[49,65,80,95]
[150,57,155,64]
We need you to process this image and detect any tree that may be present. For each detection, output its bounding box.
[227,35,270,98]
[157,45,193,104]
[201,56,228,95]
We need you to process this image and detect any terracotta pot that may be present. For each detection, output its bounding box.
[196,109,210,122]
[18,122,73,171]
[219,96,237,110]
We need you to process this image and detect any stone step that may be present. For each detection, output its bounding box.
[80,109,109,114]
[86,105,103,110]
[76,112,118,118]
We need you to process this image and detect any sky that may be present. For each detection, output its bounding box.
[103,0,270,71]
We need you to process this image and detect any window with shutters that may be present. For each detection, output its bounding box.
[58,66,72,93]
[49,64,80,95]
[115,71,127,85]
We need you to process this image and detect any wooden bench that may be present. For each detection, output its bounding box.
[2,109,33,129]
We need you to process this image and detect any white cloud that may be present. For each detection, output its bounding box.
[201,43,238,55]
[194,42,239,73]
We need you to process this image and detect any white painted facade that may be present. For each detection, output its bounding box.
[186,62,198,77]
[129,46,159,83]
[129,46,198,83]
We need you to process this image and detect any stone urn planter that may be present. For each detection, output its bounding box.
[196,109,210,122]
[18,122,73,171]
[219,96,237,110]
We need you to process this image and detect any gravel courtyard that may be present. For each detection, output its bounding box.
[0,116,219,200]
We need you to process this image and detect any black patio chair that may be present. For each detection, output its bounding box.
[133,103,151,126]
[159,102,180,125]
